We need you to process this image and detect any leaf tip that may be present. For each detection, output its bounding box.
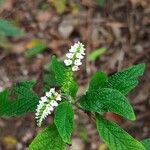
[128,107,136,121]
[137,63,146,75]
[64,138,72,145]
[131,113,136,121]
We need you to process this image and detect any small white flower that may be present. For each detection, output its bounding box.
[72,65,79,71]
[41,96,47,102]
[46,91,51,97]
[56,94,61,101]
[64,59,72,66]
[36,103,43,111]
[74,59,82,66]
[53,92,58,97]
[66,53,74,59]
[76,53,84,59]
[80,50,85,55]
[49,88,55,93]
[51,100,58,107]
[49,106,54,111]
[69,46,77,52]
[47,104,54,111]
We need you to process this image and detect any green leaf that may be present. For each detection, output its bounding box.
[88,47,106,61]
[89,72,108,91]
[51,56,67,85]
[0,19,25,37]
[79,88,135,120]
[25,40,47,57]
[96,115,145,150]
[104,64,146,95]
[43,59,61,92]
[54,101,74,144]
[29,124,66,150]
[142,138,150,150]
[50,56,78,99]
[43,71,58,92]
[0,81,39,116]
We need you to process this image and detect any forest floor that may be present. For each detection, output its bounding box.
[0,0,150,150]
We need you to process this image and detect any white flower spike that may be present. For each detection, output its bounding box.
[64,41,85,71]
[35,88,62,127]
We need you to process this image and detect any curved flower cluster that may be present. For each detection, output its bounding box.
[64,41,85,71]
[35,88,61,127]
